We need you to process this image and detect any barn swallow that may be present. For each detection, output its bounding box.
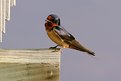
[45,14,95,56]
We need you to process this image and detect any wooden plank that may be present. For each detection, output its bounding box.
[0,48,61,81]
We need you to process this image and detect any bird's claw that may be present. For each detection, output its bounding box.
[49,45,58,49]
[49,45,59,52]
[49,47,57,49]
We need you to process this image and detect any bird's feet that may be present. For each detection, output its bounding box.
[49,45,59,52]
[49,45,59,49]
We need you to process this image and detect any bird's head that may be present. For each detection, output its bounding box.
[46,14,60,26]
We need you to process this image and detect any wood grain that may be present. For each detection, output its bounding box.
[0,48,61,81]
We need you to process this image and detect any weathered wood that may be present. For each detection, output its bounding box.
[0,48,61,81]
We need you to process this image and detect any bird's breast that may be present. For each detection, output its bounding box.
[46,30,69,48]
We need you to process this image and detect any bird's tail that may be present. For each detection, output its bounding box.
[87,51,95,56]
[69,40,95,56]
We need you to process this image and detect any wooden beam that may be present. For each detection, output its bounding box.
[0,48,61,81]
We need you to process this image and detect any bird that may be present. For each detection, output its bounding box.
[45,14,95,56]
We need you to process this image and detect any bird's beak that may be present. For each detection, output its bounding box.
[45,20,48,23]
[45,19,51,23]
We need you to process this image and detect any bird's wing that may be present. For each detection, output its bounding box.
[53,26,75,41]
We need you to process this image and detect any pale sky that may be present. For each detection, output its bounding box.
[0,0,121,81]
